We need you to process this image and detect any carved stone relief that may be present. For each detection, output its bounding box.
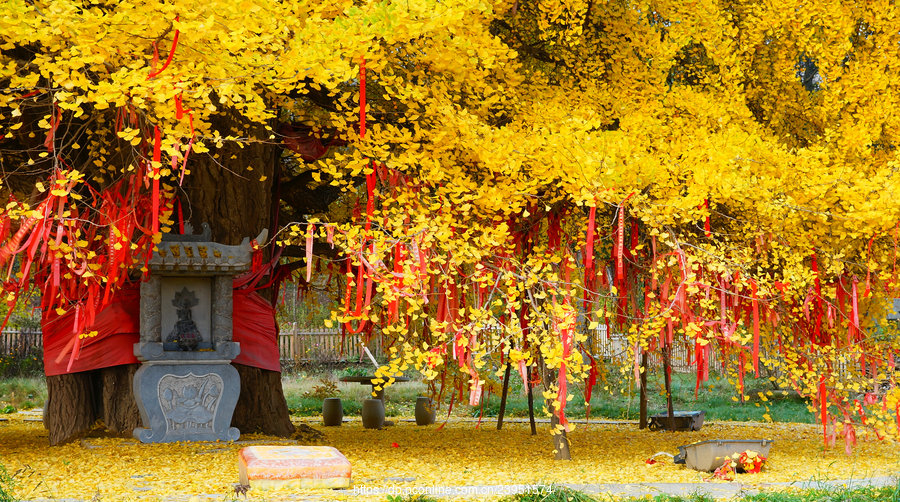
[158,373,222,432]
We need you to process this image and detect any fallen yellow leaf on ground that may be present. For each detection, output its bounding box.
[1,417,897,501]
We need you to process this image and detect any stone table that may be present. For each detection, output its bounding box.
[340,375,410,401]
[340,375,410,429]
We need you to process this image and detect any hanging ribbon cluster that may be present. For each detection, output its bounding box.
[342,57,378,337]
[1,171,161,371]
[569,201,900,449]
[267,55,900,448]
[0,17,186,371]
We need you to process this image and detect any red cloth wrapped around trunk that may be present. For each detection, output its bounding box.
[42,282,280,376]
[232,288,280,372]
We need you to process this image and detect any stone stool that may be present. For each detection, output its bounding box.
[361,398,384,429]
[322,397,343,426]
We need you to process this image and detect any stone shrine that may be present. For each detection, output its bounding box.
[132,224,266,443]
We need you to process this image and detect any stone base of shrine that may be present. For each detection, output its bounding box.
[132,360,240,443]
[238,445,352,489]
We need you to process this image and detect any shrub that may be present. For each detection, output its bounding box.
[0,463,16,502]
[301,378,340,399]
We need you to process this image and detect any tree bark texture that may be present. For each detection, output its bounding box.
[539,357,571,460]
[231,363,295,436]
[178,116,277,245]
[45,364,141,445]
[496,360,512,430]
[639,350,648,429]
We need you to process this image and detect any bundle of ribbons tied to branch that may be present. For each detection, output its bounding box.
[334,66,899,438]
[0,15,285,375]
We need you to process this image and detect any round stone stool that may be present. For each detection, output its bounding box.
[361,399,385,429]
[415,397,436,425]
[322,397,343,426]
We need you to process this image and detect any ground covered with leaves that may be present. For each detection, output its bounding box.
[1,413,898,501]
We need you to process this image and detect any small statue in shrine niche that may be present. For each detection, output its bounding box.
[166,287,202,351]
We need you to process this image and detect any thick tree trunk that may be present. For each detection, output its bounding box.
[99,364,141,434]
[45,373,95,445]
[45,114,296,443]
[231,363,294,436]
[45,364,141,445]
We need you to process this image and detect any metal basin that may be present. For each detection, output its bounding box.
[674,439,774,471]
[649,410,705,431]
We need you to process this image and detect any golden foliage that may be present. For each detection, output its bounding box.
[2,0,900,445]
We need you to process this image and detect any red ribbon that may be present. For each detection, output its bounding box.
[151,126,161,234]
[819,376,828,447]
[343,57,375,335]
[305,224,315,283]
[703,198,711,238]
[616,204,624,292]
[583,206,596,311]
[811,252,822,343]
[850,279,860,345]
[148,16,180,79]
[751,281,760,377]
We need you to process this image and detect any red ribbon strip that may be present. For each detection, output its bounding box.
[148,16,180,79]
[343,56,375,334]
[811,251,822,343]
[583,205,596,311]
[703,198,711,238]
[819,376,828,447]
[151,126,161,234]
[751,281,760,377]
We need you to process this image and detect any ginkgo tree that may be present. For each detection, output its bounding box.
[2,0,899,457]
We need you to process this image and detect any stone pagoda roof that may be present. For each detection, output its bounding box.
[148,224,267,275]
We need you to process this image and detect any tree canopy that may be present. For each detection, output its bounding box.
[2,0,899,453]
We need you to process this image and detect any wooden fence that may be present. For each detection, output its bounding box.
[278,324,384,363]
[0,324,722,374]
[277,324,725,372]
[592,332,725,374]
[0,329,42,357]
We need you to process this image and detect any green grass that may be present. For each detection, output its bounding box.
[0,463,16,502]
[635,481,900,501]
[740,483,900,502]
[0,377,45,412]
[386,495,441,502]
[284,369,815,424]
[503,484,596,502]
[282,369,430,418]
[0,366,813,424]
[496,481,900,502]
[643,495,716,502]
